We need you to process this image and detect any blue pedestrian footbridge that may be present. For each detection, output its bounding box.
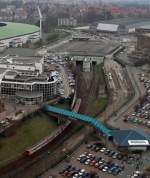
[44,105,112,139]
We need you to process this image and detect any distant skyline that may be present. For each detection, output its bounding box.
[1,0,150,4]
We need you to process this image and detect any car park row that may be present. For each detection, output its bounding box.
[123,79,150,128]
[58,142,136,178]
[59,164,100,178]
[45,55,75,96]
[86,143,128,162]
[77,151,124,176]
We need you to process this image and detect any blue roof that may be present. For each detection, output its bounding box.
[112,130,150,146]
[45,105,112,138]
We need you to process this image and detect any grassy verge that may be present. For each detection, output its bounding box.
[54,98,71,110]
[46,31,69,43]
[0,112,57,167]
[91,64,108,117]
[54,102,70,110]
[93,97,108,117]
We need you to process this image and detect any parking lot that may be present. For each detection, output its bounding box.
[42,141,150,178]
[123,77,150,131]
[45,54,76,98]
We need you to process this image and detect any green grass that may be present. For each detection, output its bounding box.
[0,112,57,167]
[0,22,39,40]
[54,100,70,110]
[46,31,69,43]
[90,64,108,117]
[93,97,108,117]
[95,64,105,85]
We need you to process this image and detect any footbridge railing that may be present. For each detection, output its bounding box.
[44,105,112,139]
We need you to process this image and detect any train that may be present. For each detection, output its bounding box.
[25,136,52,155]
[73,98,81,112]
[25,98,82,156]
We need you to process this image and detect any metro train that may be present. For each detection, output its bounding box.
[25,98,82,156]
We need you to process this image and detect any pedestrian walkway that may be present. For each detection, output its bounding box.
[45,105,112,139]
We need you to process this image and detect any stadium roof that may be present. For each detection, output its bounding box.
[97,23,119,32]
[0,22,39,40]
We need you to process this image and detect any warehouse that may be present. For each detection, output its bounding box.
[96,23,125,33]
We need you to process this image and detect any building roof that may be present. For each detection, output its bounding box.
[0,22,39,40]
[74,26,90,30]
[0,56,42,65]
[112,130,150,147]
[16,91,43,99]
[97,23,119,32]
[138,25,150,30]
[141,33,150,38]
[53,40,119,57]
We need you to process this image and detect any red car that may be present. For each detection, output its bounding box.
[90,160,96,166]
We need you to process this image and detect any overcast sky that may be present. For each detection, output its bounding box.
[2,0,150,4]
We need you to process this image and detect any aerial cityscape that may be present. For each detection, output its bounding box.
[0,0,150,178]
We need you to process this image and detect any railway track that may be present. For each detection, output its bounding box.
[0,99,81,178]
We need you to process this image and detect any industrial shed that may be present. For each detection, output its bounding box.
[96,23,126,33]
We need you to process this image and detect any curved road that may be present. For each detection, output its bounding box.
[107,65,142,129]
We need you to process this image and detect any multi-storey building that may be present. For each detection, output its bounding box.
[0,56,58,105]
[58,17,77,27]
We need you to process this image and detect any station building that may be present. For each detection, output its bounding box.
[112,130,150,151]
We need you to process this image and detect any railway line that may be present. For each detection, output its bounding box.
[0,99,82,178]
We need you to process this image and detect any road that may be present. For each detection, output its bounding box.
[107,65,148,131]
[36,35,72,56]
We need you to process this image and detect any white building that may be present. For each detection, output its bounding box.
[58,17,77,27]
[97,23,119,33]
[0,56,58,105]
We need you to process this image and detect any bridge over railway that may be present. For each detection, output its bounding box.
[45,105,112,139]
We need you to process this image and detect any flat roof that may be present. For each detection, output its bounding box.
[138,25,150,30]
[51,39,119,57]
[0,56,42,65]
[0,68,7,75]
[141,33,150,37]
[16,91,43,99]
[100,17,150,26]
[0,22,39,40]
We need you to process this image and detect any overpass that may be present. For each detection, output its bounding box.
[44,105,112,139]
